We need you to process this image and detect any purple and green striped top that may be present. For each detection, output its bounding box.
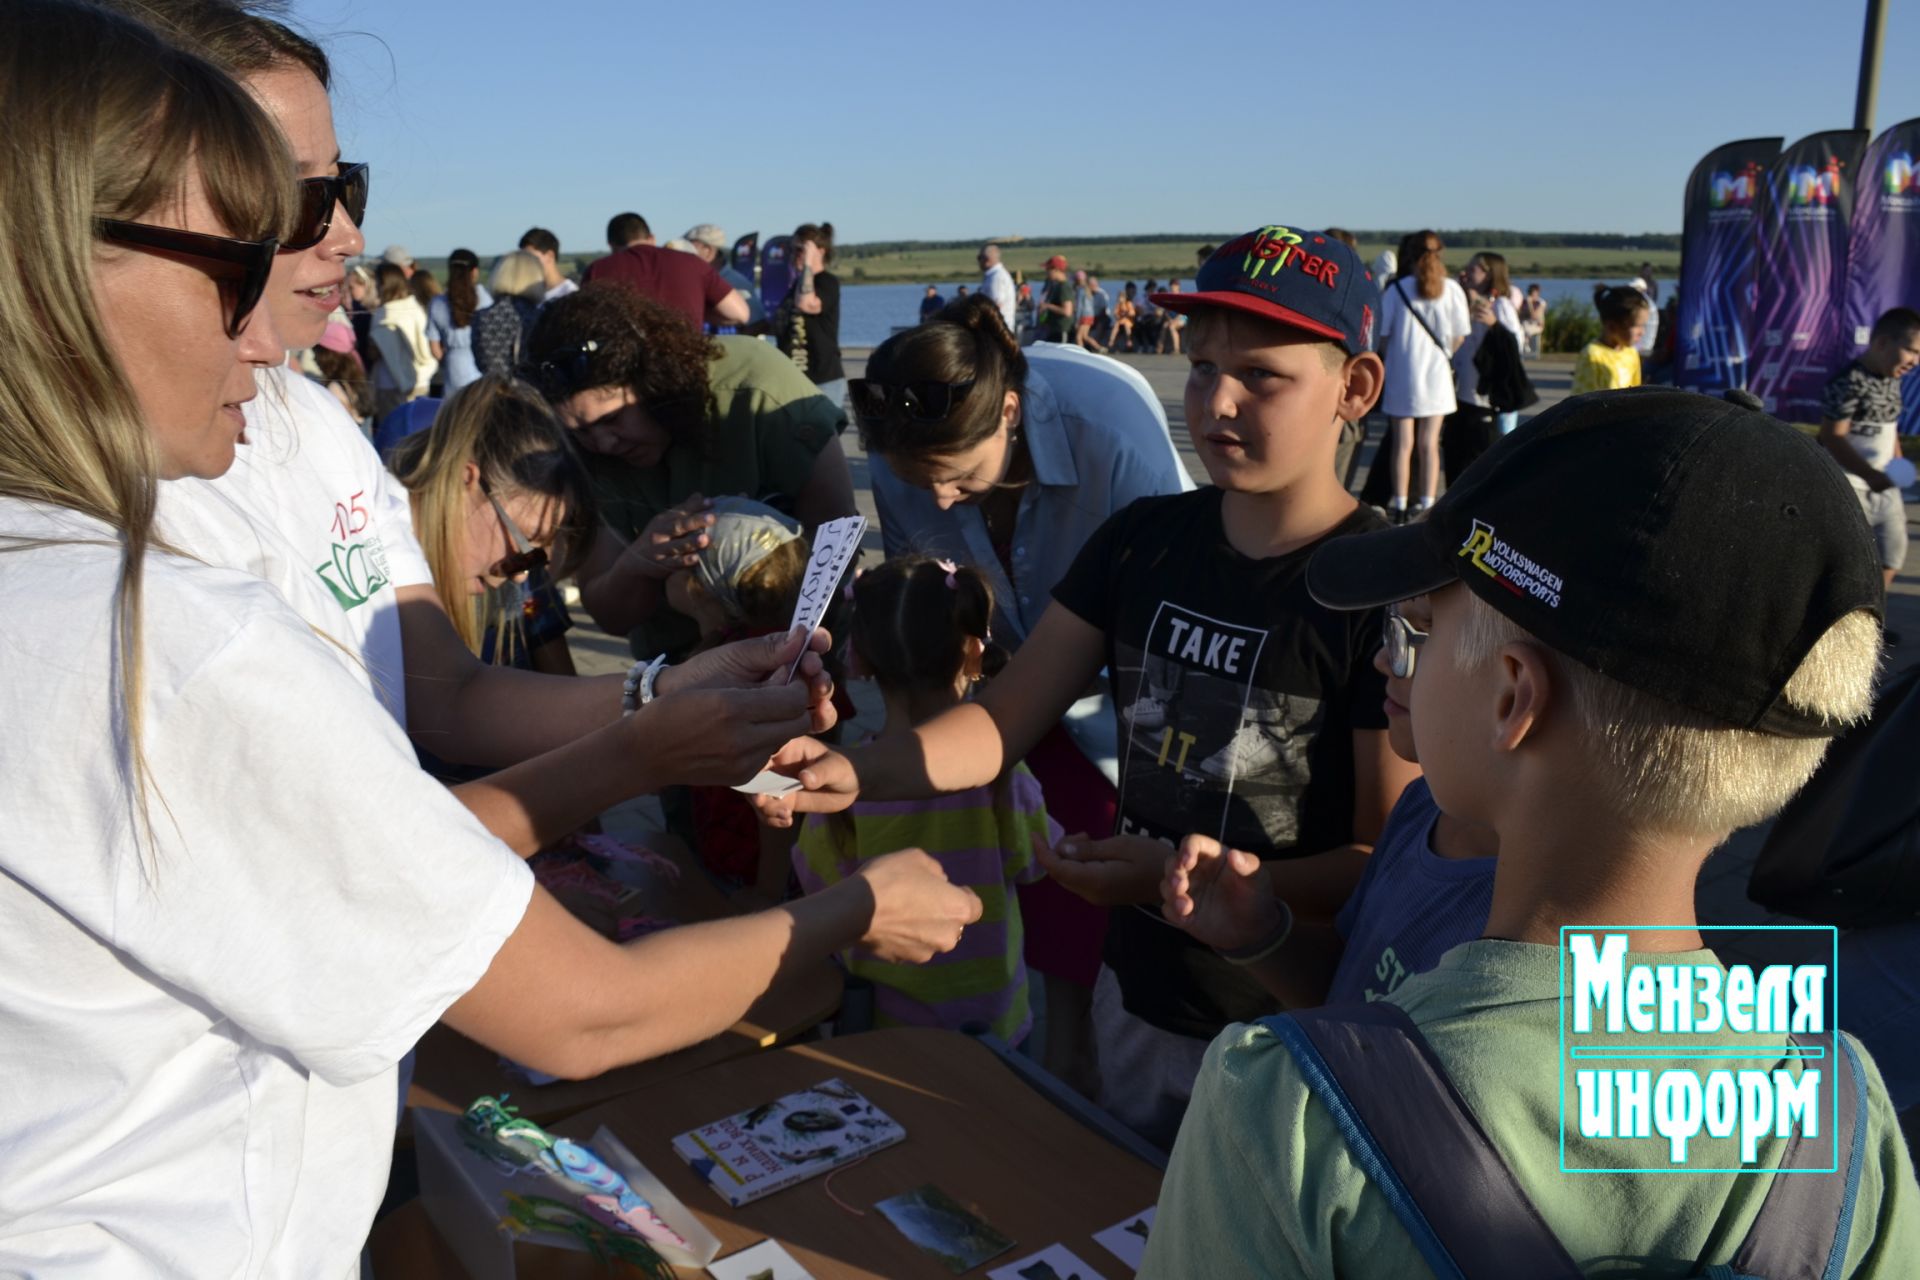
[794,764,1059,1046]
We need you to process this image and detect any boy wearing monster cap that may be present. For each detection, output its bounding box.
[760,227,1419,1142]
[1146,388,1919,1276]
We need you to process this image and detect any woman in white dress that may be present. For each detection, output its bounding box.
[1376,229,1470,518]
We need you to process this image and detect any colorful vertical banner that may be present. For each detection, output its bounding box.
[1843,117,1920,433]
[730,232,759,281]
[1748,130,1870,419]
[1676,138,1781,394]
[759,235,793,314]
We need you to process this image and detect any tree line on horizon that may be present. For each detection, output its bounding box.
[844,229,1682,255]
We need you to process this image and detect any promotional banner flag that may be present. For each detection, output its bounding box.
[1748,129,1870,419]
[1843,117,1920,434]
[730,232,759,281]
[1676,138,1781,394]
[759,235,794,313]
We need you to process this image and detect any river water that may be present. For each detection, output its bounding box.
[834,277,1670,348]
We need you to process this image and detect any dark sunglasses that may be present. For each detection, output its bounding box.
[284,162,370,252]
[97,219,278,338]
[521,339,600,402]
[848,377,976,423]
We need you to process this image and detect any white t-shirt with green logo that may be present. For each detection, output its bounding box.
[0,498,533,1275]
[159,364,432,725]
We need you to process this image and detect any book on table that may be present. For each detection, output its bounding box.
[671,1077,905,1207]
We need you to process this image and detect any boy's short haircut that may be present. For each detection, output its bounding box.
[1453,594,1878,837]
[1870,306,1920,344]
[518,227,559,256]
[1308,386,1884,757]
[1184,307,1346,370]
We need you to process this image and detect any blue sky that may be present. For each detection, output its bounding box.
[300,0,1920,258]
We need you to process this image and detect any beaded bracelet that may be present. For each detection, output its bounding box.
[620,653,670,717]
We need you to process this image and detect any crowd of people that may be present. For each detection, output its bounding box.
[1,0,1917,1275]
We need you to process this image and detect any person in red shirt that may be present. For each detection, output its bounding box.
[583,211,750,332]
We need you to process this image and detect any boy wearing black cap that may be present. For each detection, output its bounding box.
[763,227,1417,1143]
[1145,389,1918,1276]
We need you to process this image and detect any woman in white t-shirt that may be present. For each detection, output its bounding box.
[1376,229,1470,517]
[1452,251,1528,436]
[0,12,978,1274]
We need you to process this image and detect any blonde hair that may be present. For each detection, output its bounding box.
[489,250,547,303]
[1453,592,1880,838]
[0,0,294,851]
[390,376,595,660]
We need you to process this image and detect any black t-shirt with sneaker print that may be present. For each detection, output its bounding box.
[1052,487,1390,1039]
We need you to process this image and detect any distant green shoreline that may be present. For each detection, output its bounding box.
[411,231,1680,288]
[837,236,1678,285]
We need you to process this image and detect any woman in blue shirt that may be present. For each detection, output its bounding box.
[856,294,1191,1088]
[426,247,493,394]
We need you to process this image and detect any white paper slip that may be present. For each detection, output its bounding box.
[708,1239,817,1280]
[783,515,866,681]
[732,770,803,797]
[1091,1207,1155,1271]
[988,1243,1110,1280]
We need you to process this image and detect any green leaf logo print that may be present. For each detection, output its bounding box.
[316,539,391,611]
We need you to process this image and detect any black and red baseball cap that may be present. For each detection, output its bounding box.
[1152,226,1379,355]
[1306,388,1884,737]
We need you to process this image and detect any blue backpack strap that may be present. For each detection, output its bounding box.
[1704,1034,1870,1280]
[1263,1003,1583,1280]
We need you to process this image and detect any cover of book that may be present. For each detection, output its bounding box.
[671,1077,905,1207]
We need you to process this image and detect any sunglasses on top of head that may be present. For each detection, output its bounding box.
[521,339,601,403]
[283,161,370,252]
[96,219,279,339]
[848,377,976,424]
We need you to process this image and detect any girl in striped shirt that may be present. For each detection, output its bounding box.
[794,556,1059,1046]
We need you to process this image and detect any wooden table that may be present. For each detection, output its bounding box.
[375,1028,1163,1279]
[407,833,843,1128]
[406,960,844,1127]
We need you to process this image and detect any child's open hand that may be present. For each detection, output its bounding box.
[1163,834,1282,952]
[1035,832,1166,906]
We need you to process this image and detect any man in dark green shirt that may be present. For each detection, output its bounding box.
[1039,254,1075,344]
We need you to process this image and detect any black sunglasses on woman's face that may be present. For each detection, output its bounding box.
[283,162,369,252]
[96,219,279,338]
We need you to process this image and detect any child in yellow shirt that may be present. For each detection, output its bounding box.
[1571,284,1649,393]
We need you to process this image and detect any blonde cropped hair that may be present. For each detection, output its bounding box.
[489,250,547,303]
[0,0,293,851]
[1453,592,1880,839]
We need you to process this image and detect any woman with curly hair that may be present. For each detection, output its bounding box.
[527,284,857,658]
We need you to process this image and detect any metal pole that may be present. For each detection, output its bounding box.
[1855,0,1888,133]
